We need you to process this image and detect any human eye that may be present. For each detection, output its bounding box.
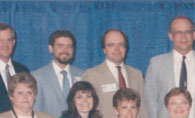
[131,106,137,109]
[87,94,92,98]
[66,45,73,49]
[16,91,23,96]
[106,43,114,47]
[119,43,126,48]
[56,44,64,48]
[27,91,33,95]
[173,31,182,36]
[181,101,189,106]
[185,30,193,35]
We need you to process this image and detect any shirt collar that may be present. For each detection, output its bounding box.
[52,61,70,74]
[173,50,193,61]
[105,59,124,68]
[0,59,12,71]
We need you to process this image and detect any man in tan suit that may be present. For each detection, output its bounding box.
[82,29,148,118]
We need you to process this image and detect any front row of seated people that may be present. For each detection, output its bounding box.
[0,71,192,118]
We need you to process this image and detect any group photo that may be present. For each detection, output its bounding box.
[0,0,194,118]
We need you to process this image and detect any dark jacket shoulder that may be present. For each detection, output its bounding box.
[12,61,29,73]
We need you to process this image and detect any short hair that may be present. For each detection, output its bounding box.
[169,16,194,32]
[62,81,100,118]
[101,29,129,49]
[49,30,76,48]
[8,72,37,96]
[164,87,192,107]
[0,23,15,40]
[113,88,141,109]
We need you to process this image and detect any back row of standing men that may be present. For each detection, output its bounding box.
[0,15,194,118]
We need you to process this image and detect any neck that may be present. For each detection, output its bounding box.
[13,107,32,116]
[0,57,10,63]
[53,60,68,69]
[174,48,192,56]
[79,112,89,118]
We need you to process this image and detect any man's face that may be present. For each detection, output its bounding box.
[103,31,126,65]
[168,19,195,55]
[49,37,74,65]
[0,29,15,62]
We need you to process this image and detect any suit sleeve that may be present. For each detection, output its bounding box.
[31,72,43,111]
[133,70,148,118]
[82,70,97,88]
[144,59,157,118]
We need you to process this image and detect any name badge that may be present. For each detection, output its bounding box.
[101,83,117,93]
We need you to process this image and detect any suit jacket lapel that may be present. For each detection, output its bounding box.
[46,63,64,103]
[0,74,7,94]
[100,61,117,85]
[166,51,175,88]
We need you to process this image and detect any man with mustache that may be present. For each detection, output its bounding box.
[31,30,83,118]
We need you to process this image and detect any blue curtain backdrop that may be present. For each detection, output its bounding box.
[0,1,194,76]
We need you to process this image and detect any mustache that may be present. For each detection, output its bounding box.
[59,52,70,56]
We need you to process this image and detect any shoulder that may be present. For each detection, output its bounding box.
[83,62,106,74]
[125,65,142,74]
[149,52,171,64]
[0,111,12,118]
[12,61,29,72]
[34,111,54,118]
[69,65,84,74]
[31,63,52,76]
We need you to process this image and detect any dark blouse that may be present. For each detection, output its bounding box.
[60,115,83,118]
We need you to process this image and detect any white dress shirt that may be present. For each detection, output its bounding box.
[0,59,15,90]
[52,61,72,91]
[173,50,195,118]
[105,59,129,88]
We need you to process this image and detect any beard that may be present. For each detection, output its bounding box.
[54,52,73,64]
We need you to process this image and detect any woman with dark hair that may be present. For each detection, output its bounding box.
[60,81,102,118]
[113,88,141,118]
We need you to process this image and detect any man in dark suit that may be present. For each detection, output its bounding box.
[0,23,29,113]
[83,29,148,118]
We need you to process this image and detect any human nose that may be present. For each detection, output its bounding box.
[23,93,29,99]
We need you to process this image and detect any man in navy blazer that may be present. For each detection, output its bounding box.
[145,16,195,118]
[31,30,83,118]
[0,23,29,113]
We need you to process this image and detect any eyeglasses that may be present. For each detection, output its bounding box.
[169,101,189,107]
[171,30,193,37]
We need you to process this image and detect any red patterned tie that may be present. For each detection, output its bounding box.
[116,66,126,88]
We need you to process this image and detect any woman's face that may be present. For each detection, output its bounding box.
[114,100,138,118]
[9,83,35,112]
[167,94,191,118]
[74,90,93,117]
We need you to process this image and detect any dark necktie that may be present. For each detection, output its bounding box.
[116,66,126,88]
[5,64,11,84]
[179,56,187,88]
[60,70,70,103]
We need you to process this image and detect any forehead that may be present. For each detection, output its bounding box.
[54,36,73,44]
[14,83,32,91]
[171,19,193,31]
[169,94,187,101]
[0,29,12,37]
[75,90,92,95]
[118,99,136,105]
[105,31,125,43]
